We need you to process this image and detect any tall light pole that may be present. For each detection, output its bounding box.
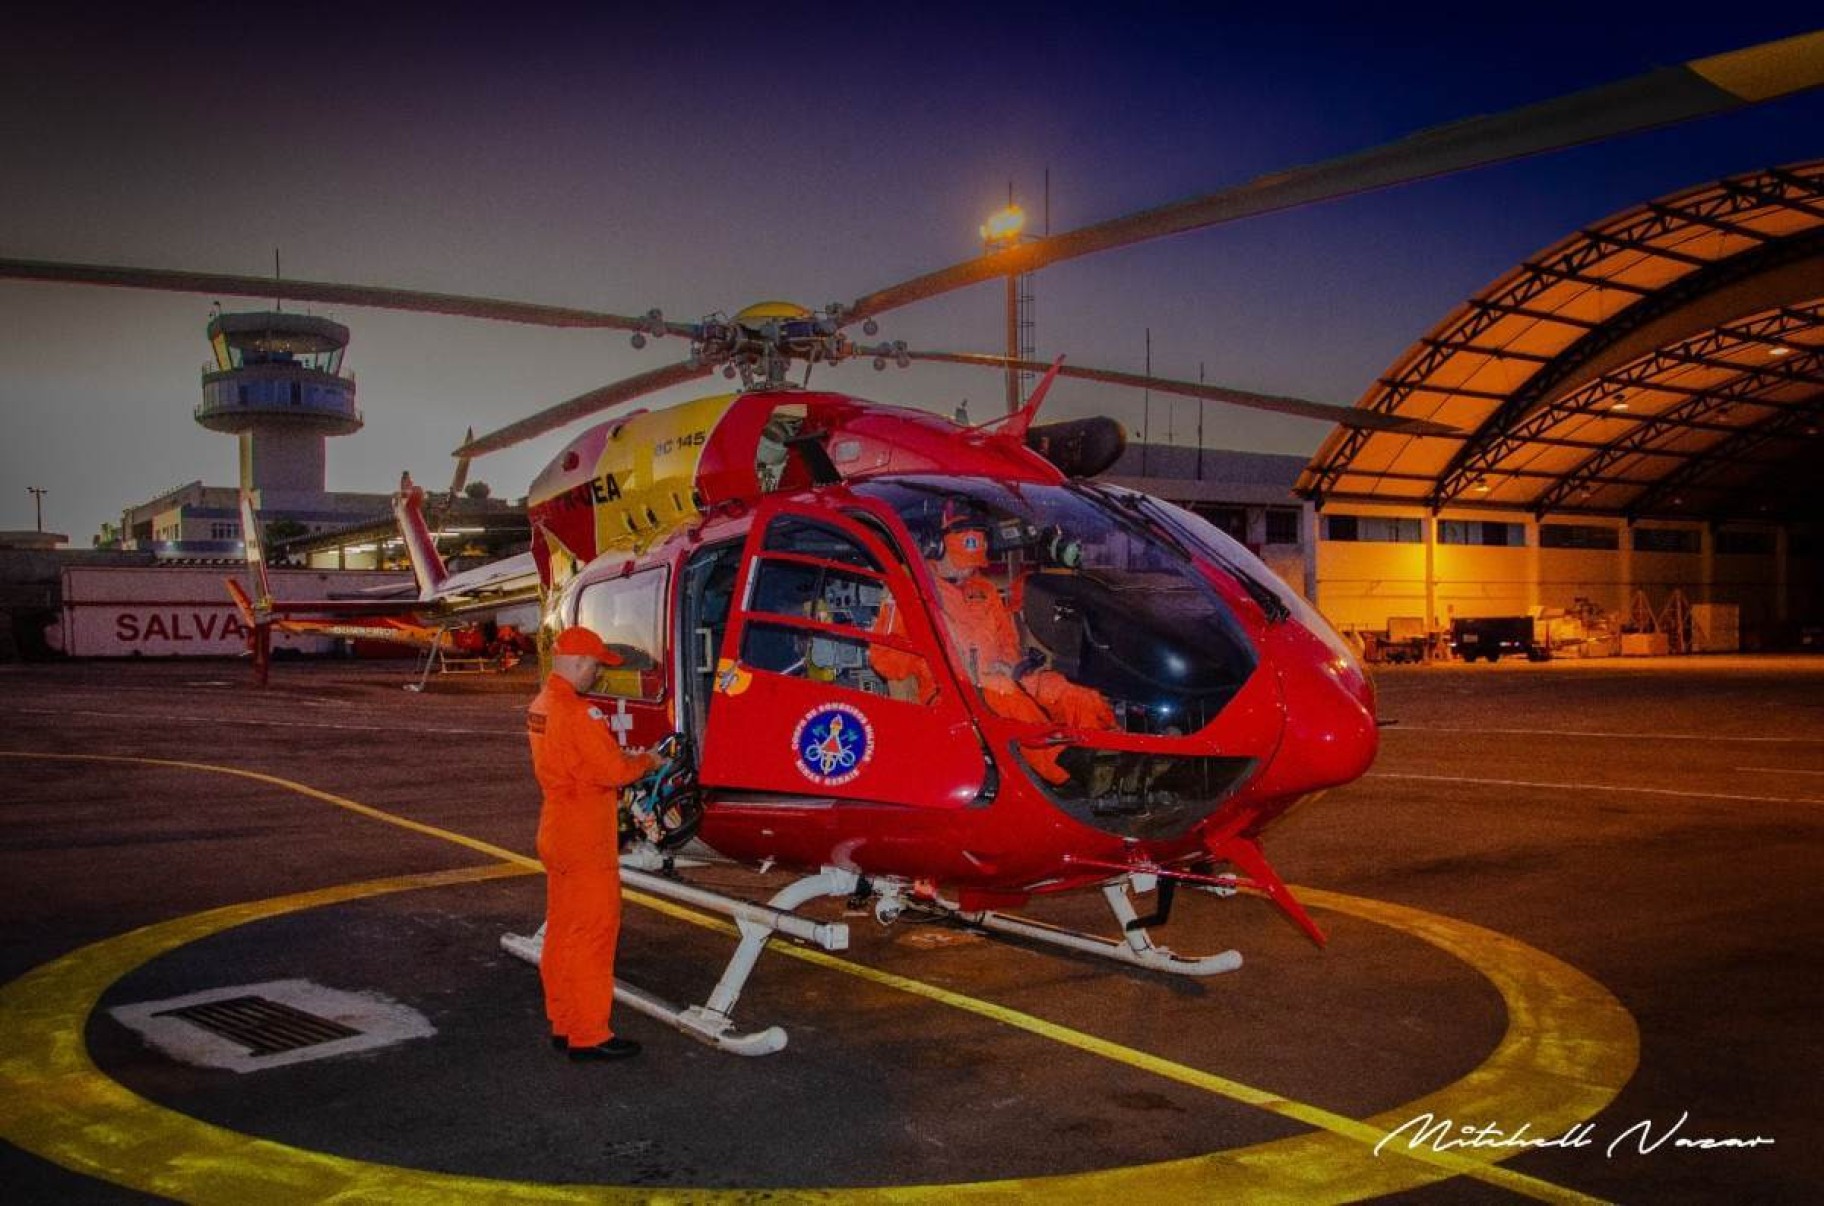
[1141,328,1152,477]
[1196,362,1206,481]
[27,486,46,532]
[980,200,1028,414]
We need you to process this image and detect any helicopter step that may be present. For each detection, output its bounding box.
[927,875,1243,976]
[501,859,858,1057]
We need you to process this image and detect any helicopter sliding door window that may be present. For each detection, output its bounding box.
[760,515,881,570]
[679,542,743,754]
[739,516,931,698]
[698,499,988,806]
[573,567,669,702]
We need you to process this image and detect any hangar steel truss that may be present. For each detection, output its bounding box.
[1298,161,1824,524]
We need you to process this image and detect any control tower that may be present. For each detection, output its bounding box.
[195,311,361,505]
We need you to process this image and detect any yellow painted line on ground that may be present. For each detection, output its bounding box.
[2,752,1635,1202]
[3,704,510,737]
[0,865,563,1205]
[762,895,1629,1204]
[0,751,540,868]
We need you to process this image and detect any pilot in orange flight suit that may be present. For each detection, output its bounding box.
[527,626,660,1061]
[872,520,1115,784]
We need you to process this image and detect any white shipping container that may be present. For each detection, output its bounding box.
[56,566,414,657]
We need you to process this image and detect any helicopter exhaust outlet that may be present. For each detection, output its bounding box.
[1025,416,1127,478]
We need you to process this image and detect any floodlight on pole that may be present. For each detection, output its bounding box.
[979,204,1027,245]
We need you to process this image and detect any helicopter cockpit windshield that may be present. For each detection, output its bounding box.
[856,471,1260,751]
[854,477,1262,834]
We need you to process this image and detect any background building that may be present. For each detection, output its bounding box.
[98,308,531,567]
[1293,161,1822,651]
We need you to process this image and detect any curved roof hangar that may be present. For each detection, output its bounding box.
[1298,160,1824,524]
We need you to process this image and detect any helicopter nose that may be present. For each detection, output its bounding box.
[1263,627,1380,797]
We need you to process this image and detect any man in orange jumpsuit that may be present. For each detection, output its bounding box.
[873,520,1115,784]
[527,626,660,1061]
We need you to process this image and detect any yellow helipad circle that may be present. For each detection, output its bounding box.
[0,754,1636,1202]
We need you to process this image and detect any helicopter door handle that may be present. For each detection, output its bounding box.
[695,627,715,674]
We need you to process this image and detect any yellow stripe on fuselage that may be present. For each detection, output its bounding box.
[583,393,741,555]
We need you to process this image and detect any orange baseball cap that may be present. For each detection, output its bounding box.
[552,626,621,663]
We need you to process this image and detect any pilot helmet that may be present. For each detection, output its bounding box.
[941,524,990,571]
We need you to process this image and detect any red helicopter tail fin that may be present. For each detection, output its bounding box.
[223,576,258,627]
[236,485,276,611]
[392,472,450,599]
[1206,834,1327,947]
[222,572,273,687]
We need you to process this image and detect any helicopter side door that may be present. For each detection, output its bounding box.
[695,498,989,806]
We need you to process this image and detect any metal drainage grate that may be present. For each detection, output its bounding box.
[153,995,362,1057]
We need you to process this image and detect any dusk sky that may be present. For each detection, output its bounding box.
[3,7,1819,542]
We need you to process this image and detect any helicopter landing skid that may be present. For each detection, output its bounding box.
[947,878,1244,976]
[501,863,858,1056]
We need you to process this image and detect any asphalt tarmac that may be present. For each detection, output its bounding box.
[2,654,1819,1203]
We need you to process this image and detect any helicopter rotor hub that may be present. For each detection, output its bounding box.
[676,301,861,389]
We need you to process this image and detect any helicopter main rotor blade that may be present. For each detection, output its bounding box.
[902,350,1459,436]
[847,32,1824,324]
[0,257,700,337]
[455,359,713,457]
[449,429,474,498]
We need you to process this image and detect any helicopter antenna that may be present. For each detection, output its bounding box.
[983,357,1065,440]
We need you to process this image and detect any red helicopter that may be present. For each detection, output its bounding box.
[225,462,542,689]
[483,355,1384,1052]
[4,32,1816,1052]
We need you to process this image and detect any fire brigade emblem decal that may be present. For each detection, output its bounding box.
[792,703,874,786]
